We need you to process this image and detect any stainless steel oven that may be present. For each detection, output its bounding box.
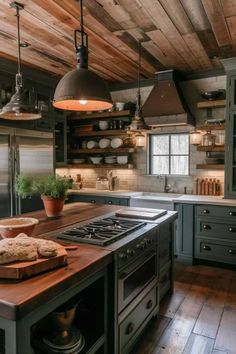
[117,246,157,313]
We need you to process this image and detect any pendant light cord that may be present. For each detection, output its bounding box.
[74,0,88,68]
[80,0,84,46]
[16,5,21,75]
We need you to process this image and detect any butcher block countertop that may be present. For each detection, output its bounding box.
[0,203,122,321]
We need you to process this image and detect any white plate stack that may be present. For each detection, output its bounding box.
[105,156,117,164]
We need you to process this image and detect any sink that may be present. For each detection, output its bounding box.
[130,193,182,210]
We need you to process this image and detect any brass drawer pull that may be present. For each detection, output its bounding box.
[203,245,211,251]
[126,322,135,335]
[146,299,153,309]
[203,224,211,230]
[203,209,209,214]
[229,227,236,232]
[228,249,236,255]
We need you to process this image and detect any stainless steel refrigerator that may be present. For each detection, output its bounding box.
[0,127,54,218]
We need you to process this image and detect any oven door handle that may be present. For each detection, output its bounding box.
[119,249,156,280]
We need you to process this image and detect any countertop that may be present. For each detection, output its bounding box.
[173,194,236,206]
[68,189,236,206]
[68,188,141,198]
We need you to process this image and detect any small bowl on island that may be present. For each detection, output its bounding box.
[0,217,39,238]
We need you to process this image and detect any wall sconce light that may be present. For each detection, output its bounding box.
[190,130,201,145]
[135,132,145,148]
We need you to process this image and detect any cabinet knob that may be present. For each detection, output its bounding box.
[146,300,153,309]
[108,201,112,204]
[126,322,135,335]
[203,245,211,251]
[203,209,209,214]
[228,249,236,255]
[229,227,236,232]
[90,200,96,204]
[203,224,211,230]
[229,211,235,216]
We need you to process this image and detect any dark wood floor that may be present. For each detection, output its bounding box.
[131,262,236,354]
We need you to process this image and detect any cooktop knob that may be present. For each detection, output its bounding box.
[119,253,128,260]
[126,249,135,256]
[136,242,145,250]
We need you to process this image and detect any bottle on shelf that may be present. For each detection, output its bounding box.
[212,178,216,195]
[216,179,221,196]
[204,178,209,195]
[208,178,213,195]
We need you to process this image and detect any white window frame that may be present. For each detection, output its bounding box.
[147,133,190,176]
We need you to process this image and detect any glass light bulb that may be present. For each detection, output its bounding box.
[79,100,88,105]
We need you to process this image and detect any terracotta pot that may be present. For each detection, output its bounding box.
[41,196,65,218]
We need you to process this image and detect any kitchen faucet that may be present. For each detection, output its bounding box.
[164,175,171,193]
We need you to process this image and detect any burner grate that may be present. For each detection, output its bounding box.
[57,217,146,246]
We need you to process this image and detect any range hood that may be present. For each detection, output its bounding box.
[142,70,195,126]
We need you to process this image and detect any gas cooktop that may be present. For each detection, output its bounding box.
[57,217,146,246]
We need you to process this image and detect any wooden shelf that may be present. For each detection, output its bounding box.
[68,147,135,154]
[66,163,132,169]
[68,110,132,121]
[196,164,224,170]
[196,124,225,131]
[197,145,225,152]
[197,99,226,108]
[72,129,130,137]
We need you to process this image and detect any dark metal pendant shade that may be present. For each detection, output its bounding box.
[53,68,112,111]
[53,0,112,112]
[0,2,42,121]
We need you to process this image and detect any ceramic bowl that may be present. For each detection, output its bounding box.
[111,138,123,149]
[90,156,103,164]
[87,140,98,149]
[115,102,125,111]
[117,156,128,164]
[99,138,110,149]
[0,217,39,238]
[99,120,109,130]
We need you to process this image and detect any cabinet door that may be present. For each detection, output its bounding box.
[225,111,236,198]
[175,203,194,264]
[229,75,236,110]
[67,194,105,204]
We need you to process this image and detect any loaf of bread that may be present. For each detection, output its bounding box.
[0,234,59,265]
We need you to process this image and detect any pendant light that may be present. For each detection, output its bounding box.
[128,40,149,132]
[0,2,41,120]
[53,0,112,112]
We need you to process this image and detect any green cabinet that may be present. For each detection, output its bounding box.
[55,110,67,166]
[222,58,236,198]
[174,203,194,264]
[67,194,130,206]
[195,204,236,265]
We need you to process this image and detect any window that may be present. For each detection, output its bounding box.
[148,133,189,175]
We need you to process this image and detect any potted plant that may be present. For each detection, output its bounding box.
[15,174,73,217]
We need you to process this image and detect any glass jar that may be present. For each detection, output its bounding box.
[96,177,108,190]
[214,131,225,146]
[202,131,216,146]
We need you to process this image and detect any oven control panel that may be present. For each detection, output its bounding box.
[117,229,157,269]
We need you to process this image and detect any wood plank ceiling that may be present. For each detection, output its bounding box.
[0,0,236,82]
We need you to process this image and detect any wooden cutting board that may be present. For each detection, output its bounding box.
[0,245,67,280]
[115,208,167,220]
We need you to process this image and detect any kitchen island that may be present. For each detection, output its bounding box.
[0,203,177,354]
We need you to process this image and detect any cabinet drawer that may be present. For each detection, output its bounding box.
[195,238,236,265]
[119,286,157,351]
[159,261,171,301]
[196,205,236,219]
[196,218,236,241]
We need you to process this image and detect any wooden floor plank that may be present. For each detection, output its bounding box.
[193,269,232,339]
[182,333,214,354]
[132,264,236,354]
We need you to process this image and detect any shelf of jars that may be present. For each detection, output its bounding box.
[197,99,226,108]
[67,110,133,121]
[196,164,224,170]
